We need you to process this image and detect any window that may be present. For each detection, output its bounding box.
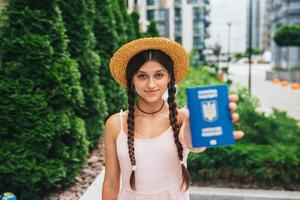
[193,37,204,48]
[147,10,155,21]
[193,22,204,34]
[175,8,181,19]
[147,0,155,6]
[193,7,204,20]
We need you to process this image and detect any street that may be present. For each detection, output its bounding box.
[228,63,300,121]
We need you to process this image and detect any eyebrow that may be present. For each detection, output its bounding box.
[137,69,166,73]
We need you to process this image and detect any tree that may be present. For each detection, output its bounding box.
[58,0,108,148]
[130,10,142,38]
[273,24,300,46]
[144,20,160,37]
[93,0,127,115]
[212,42,222,68]
[112,0,128,45]
[118,0,137,41]
[245,47,260,56]
[0,1,88,199]
[273,24,300,68]
[189,48,201,68]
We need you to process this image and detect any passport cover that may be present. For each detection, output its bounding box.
[186,84,235,148]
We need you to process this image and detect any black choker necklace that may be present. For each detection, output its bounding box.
[136,101,165,115]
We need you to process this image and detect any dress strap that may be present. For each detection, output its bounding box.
[119,109,124,132]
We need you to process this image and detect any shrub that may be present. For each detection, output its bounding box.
[58,0,107,148]
[0,2,88,199]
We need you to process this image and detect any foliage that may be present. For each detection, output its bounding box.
[143,20,160,37]
[58,0,108,148]
[273,24,300,47]
[233,52,246,61]
[93,0,127,115]
[0,1,88,199]
[245,47,261,56]
[176,67,223,107]
[189,48,202,68]
[186,83,300,189]
[130,10,142,38]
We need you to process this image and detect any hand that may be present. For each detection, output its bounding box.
[229,94,244,140]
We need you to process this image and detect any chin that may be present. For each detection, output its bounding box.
[140,94,164,104]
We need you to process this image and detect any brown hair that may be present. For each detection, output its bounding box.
[125,49,191,191]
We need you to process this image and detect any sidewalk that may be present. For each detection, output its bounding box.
[81,168,300,200]
[228,63,300,120]
[189,186,300,200]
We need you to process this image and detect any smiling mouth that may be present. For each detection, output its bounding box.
[145,90,159,93]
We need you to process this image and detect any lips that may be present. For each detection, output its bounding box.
[145,90,159,96]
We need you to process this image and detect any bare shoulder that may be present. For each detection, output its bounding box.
[104,112,122,140]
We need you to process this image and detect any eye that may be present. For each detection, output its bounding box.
[155,73,164,79]
[136,73,147,79]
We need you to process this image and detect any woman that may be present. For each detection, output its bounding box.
[102,37,244,199]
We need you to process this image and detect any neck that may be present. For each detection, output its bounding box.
[136,99,165,115]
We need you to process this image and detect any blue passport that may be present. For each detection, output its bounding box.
[186,84,235,148]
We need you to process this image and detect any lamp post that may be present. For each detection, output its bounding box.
[248,0,253,94]
[227,22,232,71]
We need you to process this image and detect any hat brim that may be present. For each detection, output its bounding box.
[109,37,189,88]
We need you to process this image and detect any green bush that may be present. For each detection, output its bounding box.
[188,144,300,188]
[58,0,107,148]
[176,67,300,189]
[0,2,88,199]
[273,24,300,47]
[176,67,223,107]
[93,0,127,115]
[184,83,300,189]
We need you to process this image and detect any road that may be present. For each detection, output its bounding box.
[228,63,300,121]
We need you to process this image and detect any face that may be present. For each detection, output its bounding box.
[132,61,170,103]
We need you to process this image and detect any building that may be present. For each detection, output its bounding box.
[270,0,300,69]
[246,0,272,52]
[128,0,210,59]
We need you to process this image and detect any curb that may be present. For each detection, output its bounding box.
[189,186,300,200]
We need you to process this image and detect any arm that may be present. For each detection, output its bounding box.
[178,108,206,153]
[102,115,121,200]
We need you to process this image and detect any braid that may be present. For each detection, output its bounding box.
[167,77,191,191]
[127,85,137,190]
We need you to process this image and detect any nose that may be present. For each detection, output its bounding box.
[147,77,156,89]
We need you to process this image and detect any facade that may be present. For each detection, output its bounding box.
[128,0,210,57]
[246,0,271,52]
[270,0,300,69]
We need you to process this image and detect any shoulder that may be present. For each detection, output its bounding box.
[104,112,124,139]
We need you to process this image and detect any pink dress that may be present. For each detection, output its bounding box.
[116,110,190,200]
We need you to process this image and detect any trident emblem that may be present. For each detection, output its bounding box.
[201,100,218,122]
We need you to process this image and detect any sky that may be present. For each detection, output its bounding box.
[206,0,248,53]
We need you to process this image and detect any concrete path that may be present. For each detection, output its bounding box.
[189,186,300,200]
[80,168,104,200]
[81,168,300,200]
[228,63,300,120]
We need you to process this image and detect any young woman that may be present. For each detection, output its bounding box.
[102,37,244,200]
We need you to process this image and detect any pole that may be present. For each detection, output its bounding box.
[227,22,231,69]
[248,0,253,94]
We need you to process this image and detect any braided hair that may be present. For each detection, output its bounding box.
[125,49,191,191]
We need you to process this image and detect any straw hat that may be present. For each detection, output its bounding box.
[109,37,189,88]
